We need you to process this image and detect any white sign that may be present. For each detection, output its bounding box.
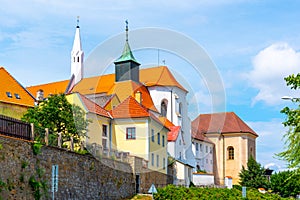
[242,186,246,198]
[148,184,157,194]
[52,165,59,192]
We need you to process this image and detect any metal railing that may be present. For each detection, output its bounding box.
[0,115,32,141]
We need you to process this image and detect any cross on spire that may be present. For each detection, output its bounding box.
[125,20,128,42]
[76,16,80,28]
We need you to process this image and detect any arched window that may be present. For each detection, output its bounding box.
[77,56,80,62]
[178,102,182,115]
[228,146,234,160]
[161,100,167,117]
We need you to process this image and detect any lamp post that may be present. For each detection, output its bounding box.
[281,96,300,102]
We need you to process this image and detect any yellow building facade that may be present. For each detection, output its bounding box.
[66,93,111,150]
[111,96,169,174]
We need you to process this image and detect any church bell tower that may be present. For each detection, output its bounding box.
[114,21,140,83]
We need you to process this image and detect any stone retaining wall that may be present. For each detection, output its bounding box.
[0,135,135,200]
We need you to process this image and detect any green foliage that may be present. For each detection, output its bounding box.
[270,170,300,198]
[278,74,300,169]
[32,143,43,155]
[0,143,2,150]
[239,156,269,189]
[22,94,89,148]
[0,178,6,192]
[153,185,286,200]
[29,176,42,200]
[21,160,29,169]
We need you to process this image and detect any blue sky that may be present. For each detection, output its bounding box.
[1,0,300,171]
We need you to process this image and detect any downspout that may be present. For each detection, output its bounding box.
[170,89,173,123]
[222,133,225,185]
[109,119,112,150]
[107,112,113,151]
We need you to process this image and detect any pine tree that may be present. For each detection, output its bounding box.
[239,156,269,189]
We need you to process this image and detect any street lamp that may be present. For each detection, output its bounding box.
[281,96,300,101]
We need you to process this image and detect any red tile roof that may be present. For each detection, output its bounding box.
[158,117,181,142]
[168,126,181,142]
[110,96,170,131]
[192,112,258,137]
[0,67,35,107]
[77,93,110,118]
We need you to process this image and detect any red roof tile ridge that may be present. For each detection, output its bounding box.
[77,93,110,118]
[110,96,150,118]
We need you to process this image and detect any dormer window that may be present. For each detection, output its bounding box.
[14,93,20,99]
[6,92,12,98]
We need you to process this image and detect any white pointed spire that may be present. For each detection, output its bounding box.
[71,16,84,85]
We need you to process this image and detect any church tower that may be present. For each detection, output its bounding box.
[114,21,140,83]
[71,17,84,85]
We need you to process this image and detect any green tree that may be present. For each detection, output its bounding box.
[278,74,300,169]
[239,156,269,189]
[22,94,89,147]
[270,170,300,198]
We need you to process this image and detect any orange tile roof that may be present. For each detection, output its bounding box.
[26,66,187,111]
[158,117,175,129]
[77,93,110,118]
[110,96,150,118]
[106,80,158,112]
[27,79,69,98]
[140,66,187,92]
[0,67,35,107]
[28,65,186,96]
[72,73,115,95]
[192,112,258,137]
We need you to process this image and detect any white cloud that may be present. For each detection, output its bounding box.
[248,42,300,105]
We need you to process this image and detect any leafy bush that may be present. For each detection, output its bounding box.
[270,170,300,198]
[154,185,288,200]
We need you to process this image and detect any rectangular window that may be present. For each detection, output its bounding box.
[196,143,199,151]
[102,125,107,137]
[156,155,159,167]
[162,135,165,147]
[210,147,212,154]
[151,153,154,166]
[126,127,136,139]
[200,144,202,151]
[102,138,107,149]
[102,125,108,149]
[163,158,166,169]
[157,132,160,145]
[206,146,208,153]
[151,129,154,142]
